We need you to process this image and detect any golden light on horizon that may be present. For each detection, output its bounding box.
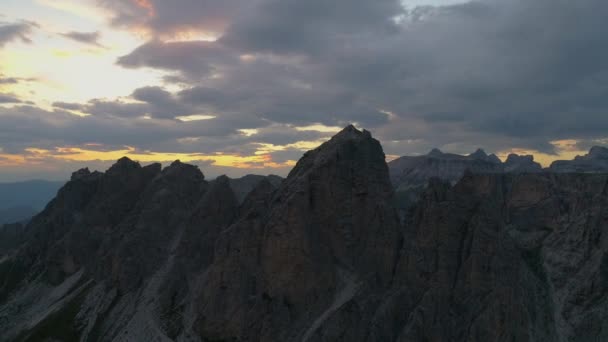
[495,139,588,167]
[0,145,297,170]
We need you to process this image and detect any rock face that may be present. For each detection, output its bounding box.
[0,158,277,341]
[2,126,608,342]
[381,172,608,342]
[504,153,543,173]
[195,125,401,341]
[389,148,503,192]
[227,174,283,204]
[550,146,608,172]
[388,148,504,214]
[388,149,544,215]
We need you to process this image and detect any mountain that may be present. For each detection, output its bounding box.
[550,146,608,172]
[227,174,283,203]
[503,153,543,173]
[388,149,542,215]
[385,172,608,341]
[389,148,503,190]
[195,125,401,341]
[0,206,38,225]
[0,180,64,224]
[0,222,24,258]
[2,126,608,341]
[389,148,543,190]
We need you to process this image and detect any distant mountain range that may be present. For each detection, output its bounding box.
[0,180,65,225]
[388,146,608,214]
[3,126,608,341]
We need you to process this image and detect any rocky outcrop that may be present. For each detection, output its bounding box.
[504,153,543,173]
[550,146,608,173]
[388,148,504,216]
[389,148,503,192]
[373,172,608,342]
[388,149,546,216]
[195,125,401,341]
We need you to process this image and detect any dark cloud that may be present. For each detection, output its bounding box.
[108,0,608,156]
[52,102,85,111]
[0,77,18,85]
[117,40,236,80]
[0,20,37,46]
[0,74,36,84]
[97,0,251,36]
[3,0,608,182]
[60,31,104,47]
[0,93,22,104]
[220,0,403,54]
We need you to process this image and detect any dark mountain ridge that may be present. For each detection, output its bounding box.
[1,126,608,341]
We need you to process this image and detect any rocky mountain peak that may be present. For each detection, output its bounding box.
[551,146,608,172]
[288,124,386,181]
[162,159,205,181]
[106,156,141,176]
[505,153,533,163]
[588,146,608,159]
[70,167,91,180]
[327,124,372,142]
[469,148,488,159]
[428,148,444,157]
[488,153,502,163]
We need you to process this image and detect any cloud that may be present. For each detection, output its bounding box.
[112,0,608,155]
[220,0,403,54]
[0,77,19,85]
[4,0,608,182]
[117,39,236,80]
[60,31,104,47]
[0,93,22,104]
[97,0,253,37]
[0,20,38,47]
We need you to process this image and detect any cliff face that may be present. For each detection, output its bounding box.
[2,127,608,342]
[550,146,608,173]
[388,149,542,217]
[378,172,608,342]
[388,148,504,192]
[195,125,401,341]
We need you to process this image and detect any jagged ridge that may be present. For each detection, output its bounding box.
[2,126,608,342]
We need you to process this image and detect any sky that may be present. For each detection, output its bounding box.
[0,0,607,181]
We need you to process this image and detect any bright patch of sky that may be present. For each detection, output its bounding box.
[401,0,471,8]
[1,0,165,105]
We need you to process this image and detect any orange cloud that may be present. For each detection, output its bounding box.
[133,0,156,17]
